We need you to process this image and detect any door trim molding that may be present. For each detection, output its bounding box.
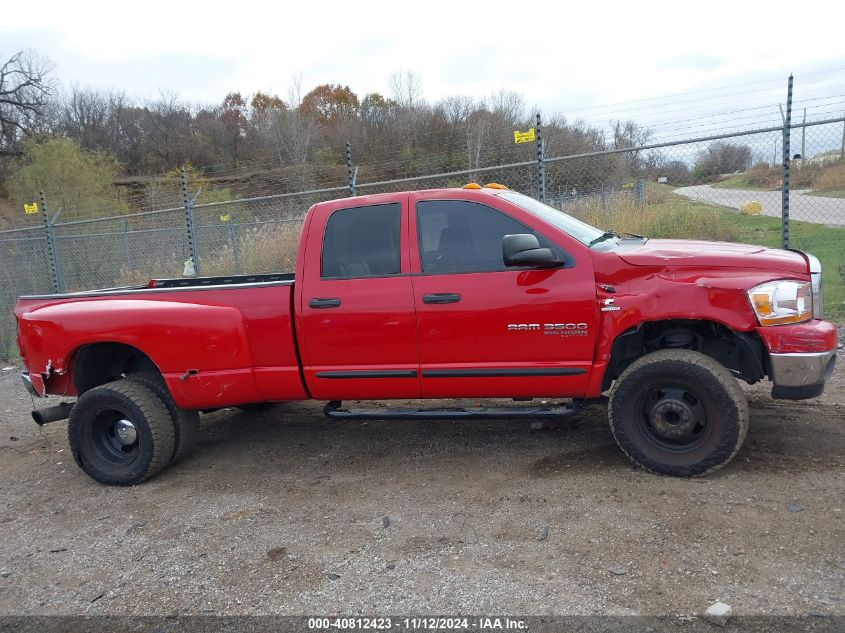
[421,368,586,378]
[315,370,418,379]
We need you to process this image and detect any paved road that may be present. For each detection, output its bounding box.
[675,184,845,226]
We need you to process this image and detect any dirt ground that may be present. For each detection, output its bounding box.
[0,356,842,618]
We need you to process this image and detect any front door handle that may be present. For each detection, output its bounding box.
[309,297,341,309]
[423,293,461,304]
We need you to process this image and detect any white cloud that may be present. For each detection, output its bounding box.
[3,0,844,124]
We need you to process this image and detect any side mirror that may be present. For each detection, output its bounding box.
[502,234,562,268]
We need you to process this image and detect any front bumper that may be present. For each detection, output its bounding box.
[769,349,837,399]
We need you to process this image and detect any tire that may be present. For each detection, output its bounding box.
[68,379,175,485]
[608,349,749,477]
[236,402,278,413]
[127,374,200,465]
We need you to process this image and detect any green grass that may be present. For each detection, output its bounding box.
[712,175,774,191]
[683,198,845,321]
[808,189,845,199]
[729,215,845,320]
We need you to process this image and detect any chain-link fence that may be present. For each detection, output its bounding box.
[1,115,844,360]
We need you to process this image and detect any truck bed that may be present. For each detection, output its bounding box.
[15,273,306,409]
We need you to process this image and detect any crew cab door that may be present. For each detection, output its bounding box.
[297,195,420,400]
[409,192,597,398]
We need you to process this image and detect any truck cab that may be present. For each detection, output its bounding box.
[295,187,598,401]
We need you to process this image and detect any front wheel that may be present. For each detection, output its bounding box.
[68,379,175,485]
[608,349,749,477]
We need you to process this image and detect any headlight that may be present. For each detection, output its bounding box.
[748,280,812,326]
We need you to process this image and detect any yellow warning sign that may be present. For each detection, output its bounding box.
[513,128,536,144]
[219,213,230,222]
[23,202,39,215]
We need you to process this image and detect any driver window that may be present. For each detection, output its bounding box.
[416,199,560,273]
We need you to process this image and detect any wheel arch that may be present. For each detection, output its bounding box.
[72,342,164,395]
[601,318,767,392]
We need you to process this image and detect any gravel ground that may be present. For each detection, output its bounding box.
[0,359,842,618]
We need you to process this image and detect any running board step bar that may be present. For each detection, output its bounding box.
[323,400,583,420]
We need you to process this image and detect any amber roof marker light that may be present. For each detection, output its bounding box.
[483,183,509,190]
[462,183,482,189]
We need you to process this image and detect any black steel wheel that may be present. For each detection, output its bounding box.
[68,379,175,485]
[608,349,748,477]
[635,384,712,452]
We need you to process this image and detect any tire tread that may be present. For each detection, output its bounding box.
[127,374,200,464]
[68,379,175,485]
[608,349,749,477]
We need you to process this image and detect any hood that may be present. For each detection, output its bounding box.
[616,239,808,274]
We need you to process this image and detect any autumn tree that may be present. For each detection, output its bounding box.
[300,84,360,126]
[360,92,392,128]
[219,92,250,163]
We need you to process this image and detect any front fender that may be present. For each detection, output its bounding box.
[586,267,792,397]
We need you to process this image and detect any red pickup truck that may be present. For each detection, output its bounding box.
[15,185,838,485]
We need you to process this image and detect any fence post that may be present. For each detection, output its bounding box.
[781,75,793,250]
[346,141,356,196]
[39,191,63,293]
[229,213,241,274]
[636,178,646,207]
[841,110,845,159]
[536,113,546,202]
[801,108,806,166]
[180,166,201,277]
[123,219,131,272]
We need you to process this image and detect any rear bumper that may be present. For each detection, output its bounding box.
[769,349,837,399]
[21,371,45,398]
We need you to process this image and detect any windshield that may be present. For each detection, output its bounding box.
[497,191,606,246]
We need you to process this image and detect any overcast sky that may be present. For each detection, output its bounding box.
[3,0,845,137]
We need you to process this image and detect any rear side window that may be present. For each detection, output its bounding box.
[416,199,563,273]
[321,203,401,278]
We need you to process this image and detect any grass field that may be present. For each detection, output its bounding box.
[808,189,845,199]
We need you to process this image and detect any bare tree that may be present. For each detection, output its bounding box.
[0,50,54,155]
[144,90,194,169]
[466,107,493,178]
[609,119,652,178]
[388,70,423,110]
[488,90,526,126]
[272,75,318,187]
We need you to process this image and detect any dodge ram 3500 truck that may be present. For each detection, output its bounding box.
[15,185,838,485]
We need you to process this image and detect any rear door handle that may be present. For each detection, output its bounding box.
[423,293,461,304]
[309,298,341,309]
